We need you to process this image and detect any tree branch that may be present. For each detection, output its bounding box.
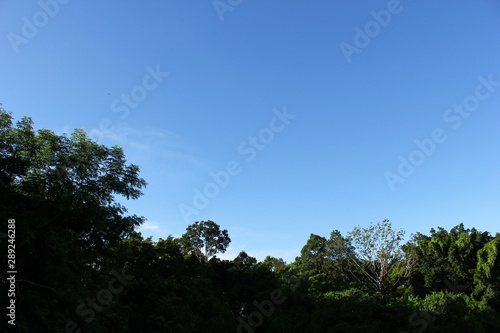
[17,279,58,294]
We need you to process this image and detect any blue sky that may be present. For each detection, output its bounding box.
[1,0,500,262]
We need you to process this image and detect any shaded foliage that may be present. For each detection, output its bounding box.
[179,220,231,263]
[1,108,499,332]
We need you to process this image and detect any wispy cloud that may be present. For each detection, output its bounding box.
[88,123,210,171]
[89,124,179,149]
[139,221,161,231]
[137,221,171,240]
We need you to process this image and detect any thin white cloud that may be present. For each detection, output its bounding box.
[90,124,177,149]
[139,221,161,231]
[88,123,210,171]
[137,221,171,240]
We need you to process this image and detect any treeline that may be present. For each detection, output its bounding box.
[1,108,500,332]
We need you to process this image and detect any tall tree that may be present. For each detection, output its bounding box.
[324,230,357,281]
[347,220,413,290]
[294,234,329,276]
[0,108,146,331]
[294,231,356,289]
[180,220,231,263]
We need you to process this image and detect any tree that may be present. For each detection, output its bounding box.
[294,231,356,282]
[411,224,497,300]
[294,234,329,276]
[233,251,258,270]
[346,220,414,290]
[259,256,286,273]
[0,107,147,331]
[180,220,231,263]
[324,230,357,281]
[474,235,500,309]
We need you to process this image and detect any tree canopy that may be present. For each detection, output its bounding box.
[1,108,499,332]
[180,220,231,263]
[0,108,146,331]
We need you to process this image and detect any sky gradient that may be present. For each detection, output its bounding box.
[1,0,500,262]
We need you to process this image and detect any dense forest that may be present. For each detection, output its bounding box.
[1,108,499,332]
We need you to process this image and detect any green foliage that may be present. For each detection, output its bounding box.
[0,108,146,332]
[474,236,500,308]
[294,230,355,285]
[411,224,496,298]
[259,255,286,272]
[1,107,499,332]
[406,292,500,332]
[233,251,258,270]
[179,220,231,263]
[347,219,413,290]
[294,233,329,276]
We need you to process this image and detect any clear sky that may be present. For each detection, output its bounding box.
[1,0,500,263]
